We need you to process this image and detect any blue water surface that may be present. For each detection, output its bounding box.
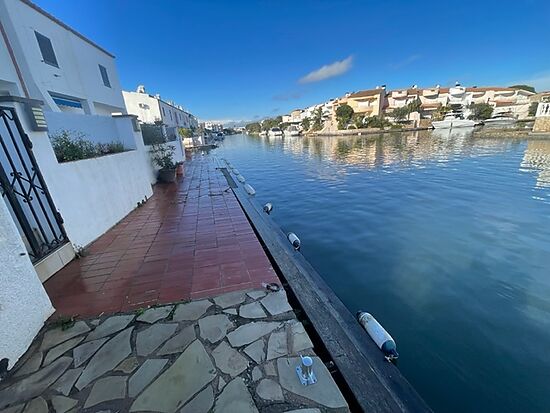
[216,130,550,413]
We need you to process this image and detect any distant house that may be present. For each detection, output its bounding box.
[335,88,386,117]
[123,86,198,130]
[470,87,534,118]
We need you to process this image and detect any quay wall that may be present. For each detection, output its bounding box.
[533,117,550,133]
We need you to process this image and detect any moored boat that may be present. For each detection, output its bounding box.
[432,112,476,129]
[284,125,301,136]
[483,113,516,127]
[268,127,283,137]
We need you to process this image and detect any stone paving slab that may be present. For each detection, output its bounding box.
[0,287,349,412]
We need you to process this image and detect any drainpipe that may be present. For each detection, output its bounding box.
[0,18,30,98]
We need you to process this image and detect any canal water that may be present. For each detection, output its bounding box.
[216,130,550,413]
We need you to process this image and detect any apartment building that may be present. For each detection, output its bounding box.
[123,86,198,129]
[333,88,386,118]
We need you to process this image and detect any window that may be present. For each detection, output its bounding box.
[35,31,58,67]
[51,94,83,114]
[98,65,111,88]
[162,107,166,116]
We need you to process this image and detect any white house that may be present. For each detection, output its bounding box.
[123,86,199,130]
[0,0,161,371]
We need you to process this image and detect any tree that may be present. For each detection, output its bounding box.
[391,106,409,122]
[407,97,422,113]
[261,117,280,131]
[432,104,451,121]
[245,122,261,133]
[468,103,493,120]
[301,117,310,131]
[178,127,192,139]
[335,104,354,129]
[510,84,536,93]
[312,108,323,131]
[352,113,364,129]
[365,116,391,129]
[529,102,539,117]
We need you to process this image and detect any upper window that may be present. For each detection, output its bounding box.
[35,31,58,67]
[98,65,111,88]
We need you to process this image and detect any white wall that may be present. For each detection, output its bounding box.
[45,111,137,149]
[0,197,54,370]
[0,33,24,96]
[122,91,162,124]
[0,0,125,113]
[7,101,154,248]
[43,150,153,247]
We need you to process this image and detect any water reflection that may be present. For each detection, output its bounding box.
[521,140,550,188]
[252,130,550,198]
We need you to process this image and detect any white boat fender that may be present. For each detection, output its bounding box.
[357,311,399,361]
[232,168,240,175]
[263,202,273,214]
[287,232,300,250]
[236,174,246,183]
[244,184,256,196]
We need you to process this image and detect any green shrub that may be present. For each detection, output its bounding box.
[365,116,392,129]
[150,143,176,169]
[50,130,127,162]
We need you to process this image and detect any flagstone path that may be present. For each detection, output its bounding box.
[0,288,349,412]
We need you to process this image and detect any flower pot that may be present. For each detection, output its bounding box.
[158,168,177,183]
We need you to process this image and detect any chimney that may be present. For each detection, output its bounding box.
[154,94,161,100]
[136,85,146,93]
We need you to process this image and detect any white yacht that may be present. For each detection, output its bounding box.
[268,127,283,137]
[432,112,476,129]
[284,125,301,136]
[483,113,516,127]
[259,130,267,137]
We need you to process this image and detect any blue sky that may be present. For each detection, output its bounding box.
[35,0,550,122]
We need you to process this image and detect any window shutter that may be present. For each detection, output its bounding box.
[35,31,58,67]
[99,65,111,87]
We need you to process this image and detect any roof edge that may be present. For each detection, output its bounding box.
[19,0,115,58]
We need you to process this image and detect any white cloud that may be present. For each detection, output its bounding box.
[299,56,353,84]
[510,71,550,92]
[389,54,421,70]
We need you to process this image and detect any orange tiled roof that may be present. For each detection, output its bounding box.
[348,89,384,98]
[466,87,514,92]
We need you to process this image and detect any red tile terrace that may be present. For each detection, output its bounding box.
[44,154,279,318]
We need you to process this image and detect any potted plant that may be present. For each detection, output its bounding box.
[150,143,177,183]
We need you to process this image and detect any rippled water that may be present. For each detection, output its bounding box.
[215,131,550,413]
